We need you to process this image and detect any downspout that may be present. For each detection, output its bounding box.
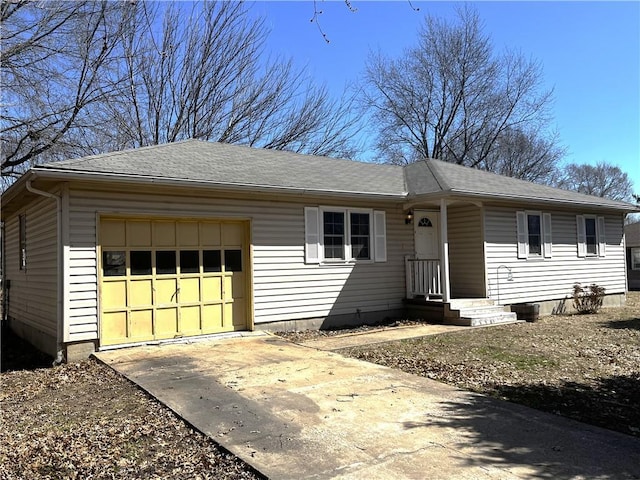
[1,220,6,323]
[26,179,65,365]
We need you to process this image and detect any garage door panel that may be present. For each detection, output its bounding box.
[130,309,153,339]
[180,277,201,303]
[102,220,126,247]
[223,302,234,329]
[202,276,222,302]
[231,273,245,299]
[156,278,178,304]
[102,312,127,345]
[224,276,233,301]
[153,221,176,246]
[232,300,246,327]
[223,223,243,246]
[180,306,201,333]
[156,308,178,339]
[200,223,221,246]
[201,304,223,332]
[128,221,152,247]
[178,222,199,246]
[130,280,152,307]
[102,281,126,309]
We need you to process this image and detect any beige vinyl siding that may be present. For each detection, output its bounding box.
[67,187,411,341]
[484,206,626,305]
[4,196,58,345]
[448,204,485,298]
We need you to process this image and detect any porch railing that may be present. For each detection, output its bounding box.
[405,256,442,299]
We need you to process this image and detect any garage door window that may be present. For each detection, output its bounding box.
[203,250,222,272]
[225,250,242,272]
[103,251,126,276]
[156,251,176,275]
[131,251,152,275]
[180,250,199,273]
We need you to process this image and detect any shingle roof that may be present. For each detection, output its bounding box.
[39,140,406,197]
[409,158,636,209]
[33,139,637,210]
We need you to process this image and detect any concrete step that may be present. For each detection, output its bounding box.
[456,305,510,316]
[446,311,519,327]
[448,298,496,308]
[464,311,519,327]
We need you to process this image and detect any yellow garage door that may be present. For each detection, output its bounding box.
[99,218,248,346]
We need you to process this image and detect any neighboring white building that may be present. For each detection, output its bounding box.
[1,140,637,360]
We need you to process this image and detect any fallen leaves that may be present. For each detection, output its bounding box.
[0,358,260,479]
[338,292,640,438]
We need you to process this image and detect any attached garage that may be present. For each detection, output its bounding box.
[99,217,250,346]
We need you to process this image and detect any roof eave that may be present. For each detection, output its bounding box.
[450,188,639,212]
[406,188,638,212]
[31,167,408,201]
[1,170,35,207]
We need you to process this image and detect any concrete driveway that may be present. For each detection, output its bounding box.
[95,334,640,479]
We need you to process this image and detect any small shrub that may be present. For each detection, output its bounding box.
[572,283,606,314]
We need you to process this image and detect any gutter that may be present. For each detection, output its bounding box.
[25,178,65,365]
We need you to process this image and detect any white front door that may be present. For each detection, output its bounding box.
[414,210,440,259]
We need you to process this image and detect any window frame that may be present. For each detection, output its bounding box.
[305,206,386,264]
[526,212,543,257]
[516,210,552,260]
[584,216,598,256]
[321,208,348,261]
[577,214,606,258]
[349,210,372,261]
[319,207,373,263]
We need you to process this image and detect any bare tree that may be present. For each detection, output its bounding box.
[556,161,635,202]
[1,0,135,178]
[95,1,359,158]
[360,5,561,181]
[483,127,565,184]
[2,1,360,185]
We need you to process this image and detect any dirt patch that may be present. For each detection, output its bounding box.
[276,318,430,343]
[1,324,53,372]
[0,327,261,479]
[338,292,640,438]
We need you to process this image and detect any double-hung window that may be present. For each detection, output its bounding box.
[322,210,346,260]
[517,211,552,259]
[304,207,386,263]
[349,212,371,260]
[577,215,606,257]
[527,214,542,256]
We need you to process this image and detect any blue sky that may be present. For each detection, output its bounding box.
[250,1,640,193]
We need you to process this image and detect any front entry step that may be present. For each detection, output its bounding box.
[444,299,519,327]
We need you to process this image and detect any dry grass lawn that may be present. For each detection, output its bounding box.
[0,331,261,480]
[342,291,640,438]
